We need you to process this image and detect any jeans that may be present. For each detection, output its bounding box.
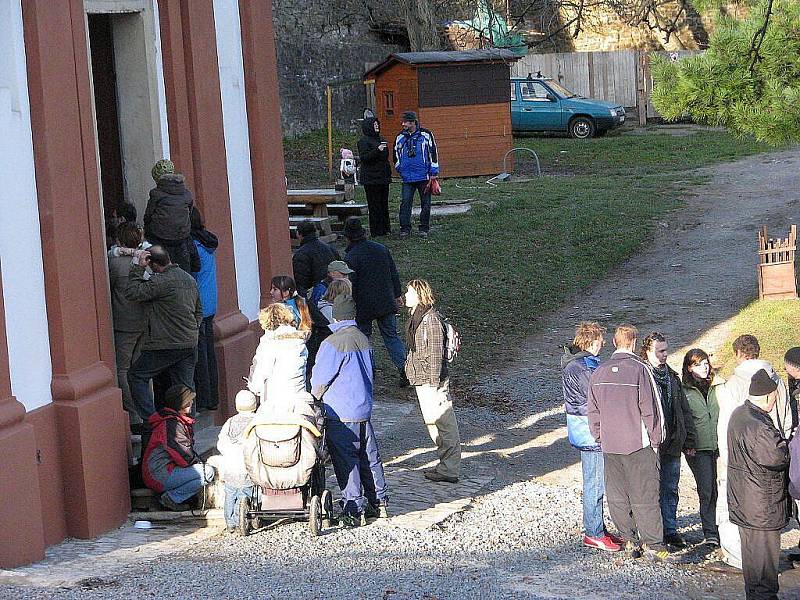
[113,329,144,425]
[194,315,219,410]
[163,463,215,504]
[581,450,606,538]
[686,450,719,540]
[223,483,255,528]
[357,313,407,371]
[399,181,431,233]
[659,453,682,536]
[128,347,197,422]
[326,419,388,517]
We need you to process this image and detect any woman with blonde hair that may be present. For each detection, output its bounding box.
[318,278,353,322]
[404,278,461,483]
[246,303,308,404]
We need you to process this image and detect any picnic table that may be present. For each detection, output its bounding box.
[286,189,345,219]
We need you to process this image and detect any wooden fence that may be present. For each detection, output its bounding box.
[512,49,700,124]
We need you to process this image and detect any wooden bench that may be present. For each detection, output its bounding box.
[286,189,345,219]
[288,215,333,235]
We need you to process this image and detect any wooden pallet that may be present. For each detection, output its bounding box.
[757,225,797,300]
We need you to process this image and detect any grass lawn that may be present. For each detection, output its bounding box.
[711,300,800,379]
[285,128,779,391]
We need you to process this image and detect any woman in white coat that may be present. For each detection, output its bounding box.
[246,303,308,407]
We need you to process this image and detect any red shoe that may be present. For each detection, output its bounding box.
[583,534,622,552]
[605,531,625,546]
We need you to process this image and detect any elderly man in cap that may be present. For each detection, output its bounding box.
[727,368,790,600]
[292,219,340,297]
[311,294,389,527]
[393,110,439,239]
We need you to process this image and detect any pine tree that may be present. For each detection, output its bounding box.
[651,0,800,144]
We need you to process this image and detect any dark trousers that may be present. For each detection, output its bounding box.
[364,184,390,236]
[147,235,195,273]
[326,419,388,517]
[604,447,665,549]
[399,181,431,233]
[128,347,197,422]
[194,315,219,410]
[687,450,719,540]
[739,526,780,600]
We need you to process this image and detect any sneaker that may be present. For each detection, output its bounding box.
[583,534,621,552]
[364,501,389,519]
[423,469,459,484]
[704,537,720,548]
[159,493,190,512]
[624,541,642,559]
[605,531,625,546]
[398,369,411,388]
[664,533,687,548]
[419,230,429,238]
[642,545,677,563]
[340,513,362,528]
[399,230,411,239]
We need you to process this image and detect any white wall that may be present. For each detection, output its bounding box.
[0,0,53,412]
[213,0,261,321]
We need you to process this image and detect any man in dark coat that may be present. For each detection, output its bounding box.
[728,368,790,600]
[144,169,199,274]
[357,117,392,237]
[292,220,340,296]
[342,217,408,387]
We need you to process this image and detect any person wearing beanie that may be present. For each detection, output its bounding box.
[144,159,199,274]
[310,293,389,526]
[717,335,793,570]
[357,116,392,236]
[217,389,257,532]
[393,110,439,238]
[343,217,409,388]
[726,368,790,600]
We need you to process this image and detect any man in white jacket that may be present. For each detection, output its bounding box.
[716,335,793,569]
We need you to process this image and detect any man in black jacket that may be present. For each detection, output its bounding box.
[343,218,408,386]
[292,220,340,296]
[728,368,790,600]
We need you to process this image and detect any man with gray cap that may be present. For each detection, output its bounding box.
[311,294,389,527]
[393,111,439,238]
[727,368,790,600]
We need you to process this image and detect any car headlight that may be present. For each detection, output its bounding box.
[610,108,618,117]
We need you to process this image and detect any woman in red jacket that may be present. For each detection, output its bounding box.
[142,384,215,511]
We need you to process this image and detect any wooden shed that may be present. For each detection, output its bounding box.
[364,50,521,178]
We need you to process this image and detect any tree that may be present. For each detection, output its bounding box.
[651,0,800,144]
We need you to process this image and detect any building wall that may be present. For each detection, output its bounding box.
[0,0,52,413]
[373,62,419,134]
[213,0,260,322]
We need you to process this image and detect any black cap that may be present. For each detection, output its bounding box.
[785,347,800,368]
[749,369,778,396]
[401,110,418,122]
[343,217,366,241]
[297,220,316,238]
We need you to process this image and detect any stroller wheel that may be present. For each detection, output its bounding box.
[308,495,322,537]
[238,496,252,537]
[321,490,333,527]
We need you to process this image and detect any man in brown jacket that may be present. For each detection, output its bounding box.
[587,324,670,561]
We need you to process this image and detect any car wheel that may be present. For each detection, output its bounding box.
[569,117,595,139]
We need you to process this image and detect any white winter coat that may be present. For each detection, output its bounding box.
[216,412,255,486]
[246,325,308,403]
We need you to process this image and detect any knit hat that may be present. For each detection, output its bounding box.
[785,347,800,368]
[749,368,778,396]
[332,294,356,321]
[151,159,175,182]
[401,111,418,123]
[343,217,366,241]
[235,389,257,413]
[327,260,354,274]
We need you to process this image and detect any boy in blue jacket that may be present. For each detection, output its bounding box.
[310,294,388,526]
[562,321,623,552]
[393,111,438,239]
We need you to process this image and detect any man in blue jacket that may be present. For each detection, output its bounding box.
[393,111,439,239]
[311,294,389,526]
[562,321,622,552]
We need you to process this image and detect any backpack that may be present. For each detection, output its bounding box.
[440,312,461,363]
[308,280,327,308]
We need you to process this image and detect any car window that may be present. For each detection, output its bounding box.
[520,81,550,102]
[510,82,516,101]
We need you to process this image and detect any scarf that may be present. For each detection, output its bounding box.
[406,305,432,352]
[652,364,674,429]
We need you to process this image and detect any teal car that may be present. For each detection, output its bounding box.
[510,77,626,138]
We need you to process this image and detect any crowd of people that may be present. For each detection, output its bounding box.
[563,322,800,599]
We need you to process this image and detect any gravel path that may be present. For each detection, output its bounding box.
[4,147,800,600]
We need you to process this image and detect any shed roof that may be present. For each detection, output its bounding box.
[364,49,521,78]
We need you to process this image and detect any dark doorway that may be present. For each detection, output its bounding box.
[88,13,125,234]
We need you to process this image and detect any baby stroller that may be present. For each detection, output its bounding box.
[239,394,334,536]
